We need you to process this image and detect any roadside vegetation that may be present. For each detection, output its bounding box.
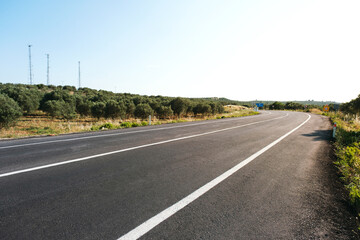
[262,94,360,225]
[0,83,261,138]
[324,95,360,212]
[0,83,342,139]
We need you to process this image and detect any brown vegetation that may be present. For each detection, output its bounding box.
[0,109,259,139]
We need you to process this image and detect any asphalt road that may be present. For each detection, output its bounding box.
[0,111,358,239]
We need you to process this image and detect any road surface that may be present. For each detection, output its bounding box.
[0,111,358,239]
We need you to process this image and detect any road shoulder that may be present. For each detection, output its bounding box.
[294,115,359,239]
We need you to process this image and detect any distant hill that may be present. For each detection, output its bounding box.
[248,100,340,106]
[197,98,340,107]
[194,97,250,106]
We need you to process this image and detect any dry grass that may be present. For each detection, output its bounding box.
[0,109,259,139]
[336,116,360,132]
[224,105,249,112]
[0,114,97,139]
[309,108,323,114]
[325,112,360,132]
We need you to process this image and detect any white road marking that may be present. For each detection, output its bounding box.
[117,113,311,240]
[0,112,271,150]
[0,112,284,178]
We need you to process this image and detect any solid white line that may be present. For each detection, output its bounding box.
[0,112,284,178]
[0,112,271,150]
[117,113,311,240]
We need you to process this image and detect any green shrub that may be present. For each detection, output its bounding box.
[105,100,126,119]
[269,101,285,110]
[134,103,154,120]
[100,122,116,129]
[42,100,76,119]
[125,101,135,118]
[157,106,173,119]
[91,102,106,119]
[340,94,360,115]
[0,85,42,114]
[75,96,93,116]
[90,125,100,131]
[0,93,22,128]
[210,102,224,114]
[193,103,212,116]
[26,126,57,135]
[336,143,360,209]
[90,122,116,131]
[131,122,140,127]
[331,111,360,211]
[41,89,76,109]
[120,122,132,128]
[170,97,190,117]
[119,121,143,128]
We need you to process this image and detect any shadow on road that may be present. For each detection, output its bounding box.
[302,129,332,142]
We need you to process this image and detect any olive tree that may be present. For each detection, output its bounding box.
[134,103,154,120]
[0,93,22,128]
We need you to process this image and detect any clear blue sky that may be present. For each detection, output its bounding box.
[1,0,359,102]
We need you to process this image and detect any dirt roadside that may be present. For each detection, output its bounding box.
[295,116,360,239]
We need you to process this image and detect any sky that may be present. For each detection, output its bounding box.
[0,0,359,103]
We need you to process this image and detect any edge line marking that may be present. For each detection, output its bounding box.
[0,112,285,178]
[0,112,271,150]
[117,113,311,240]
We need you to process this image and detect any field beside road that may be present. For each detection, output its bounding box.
[0,108,258,139]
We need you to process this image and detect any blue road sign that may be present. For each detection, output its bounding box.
[256,103,264,107]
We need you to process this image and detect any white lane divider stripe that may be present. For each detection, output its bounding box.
[0,113,285,178]
[117,113,311,240]
[0,112,271,150]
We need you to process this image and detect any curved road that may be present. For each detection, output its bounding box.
[0,111,357,239]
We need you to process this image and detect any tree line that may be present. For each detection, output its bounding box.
[2,83,357,129]
[263,101,329,111]
[339,94,360,115]
[0,83,226,128]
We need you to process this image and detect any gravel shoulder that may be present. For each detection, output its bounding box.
[294,115,359,239]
